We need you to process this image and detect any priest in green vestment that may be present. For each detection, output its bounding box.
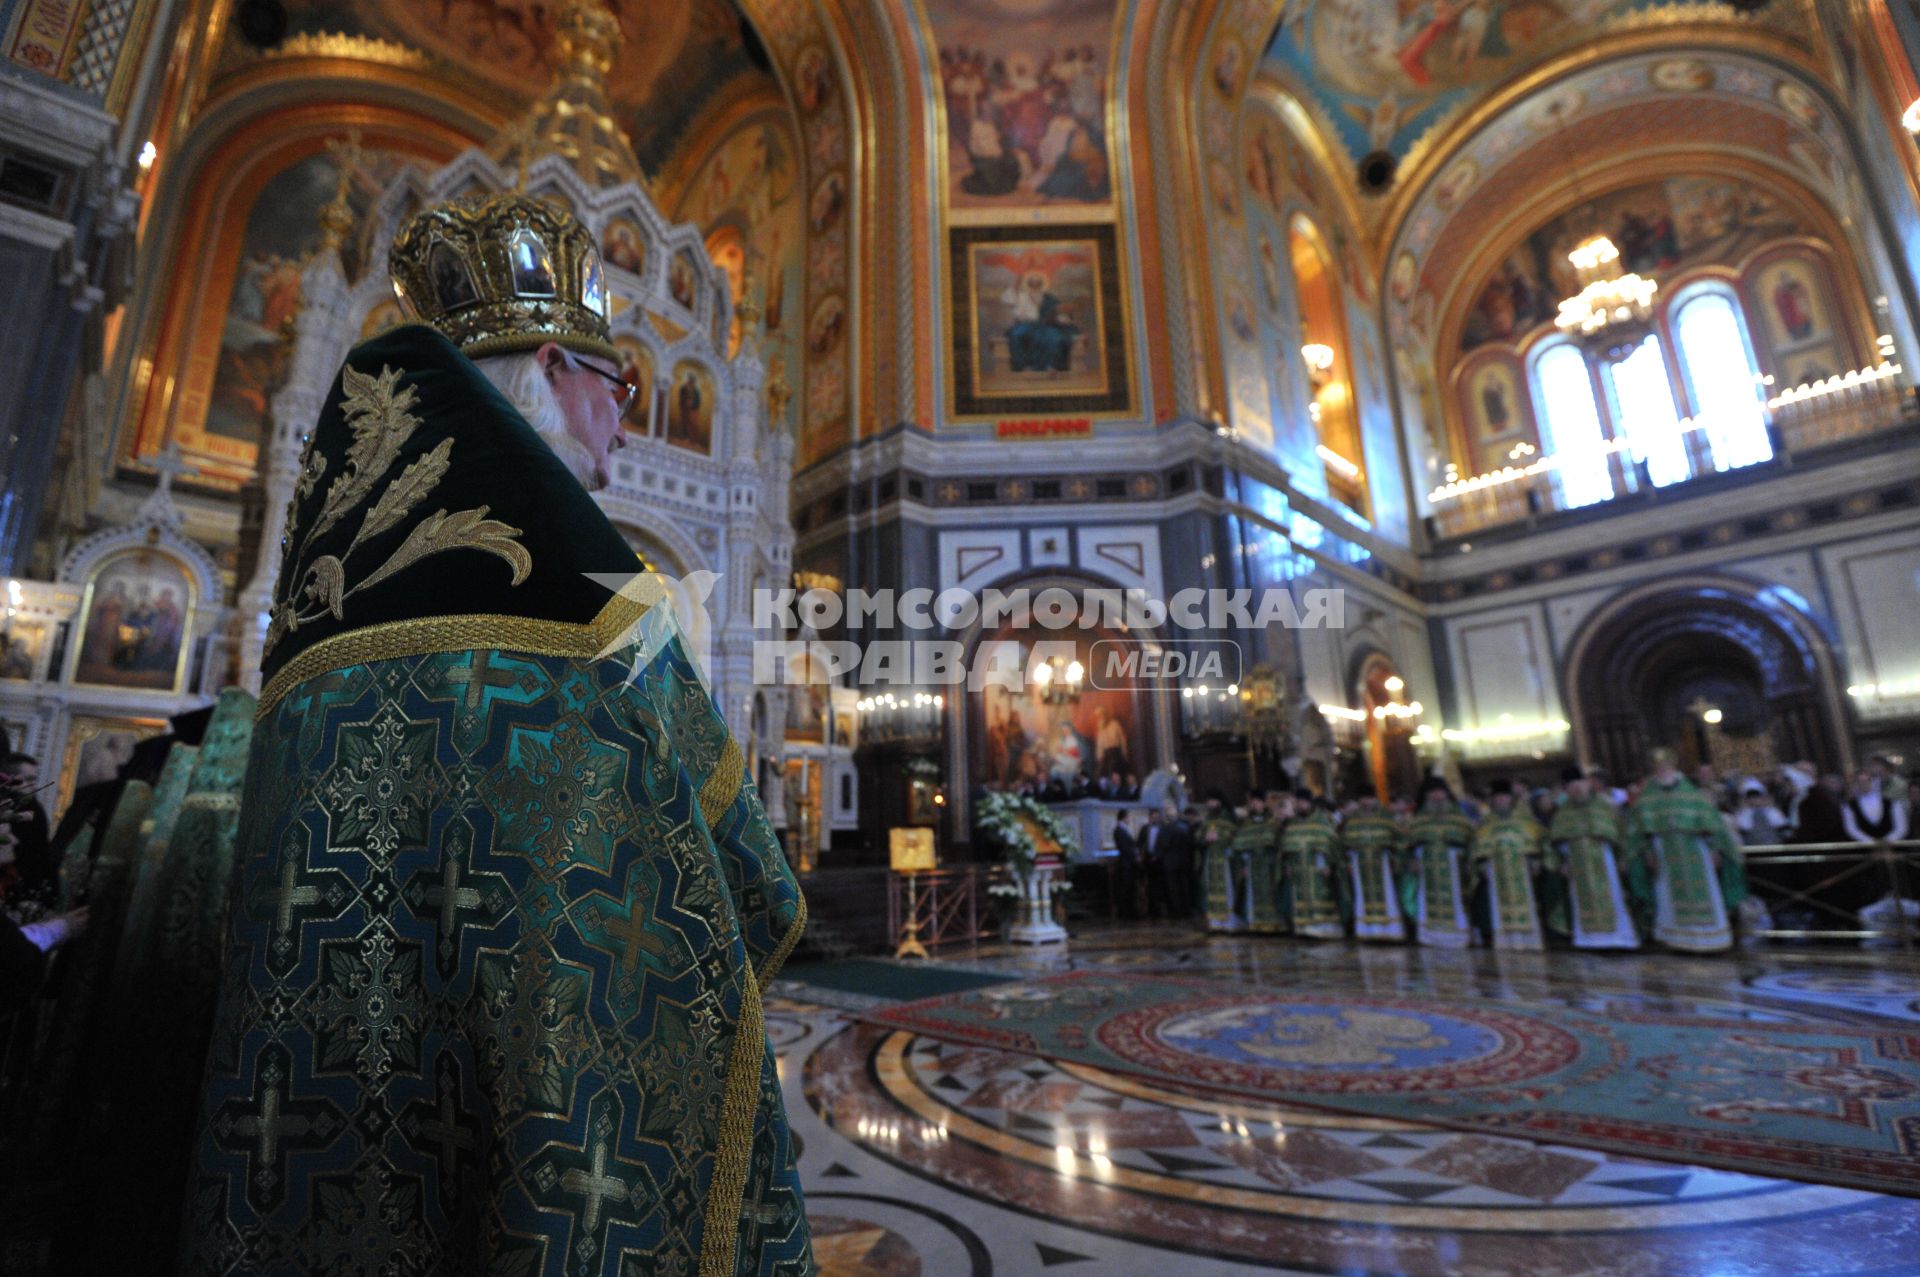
[1340,794,1405,943]
[186,192,811,1276]
[1467,779,1545,950]
[1546,767,1640,950]
[1407,777,1475,948]
[1197,797,1242,932]
[1626,747,1745,953]
[1278,792,1344,938]
[1229,793,1284,933]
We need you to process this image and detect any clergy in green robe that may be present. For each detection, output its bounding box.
[1547,769,1640,950]
[1407,778,1475,948]
[1279,793,1344,938]
[1626,749,1746,953]
[1198,799,1243,932]
[187,192,810,1277]
[1229,794,1285,933]
[1468,780,1545,950]
[1340,796,1405,942]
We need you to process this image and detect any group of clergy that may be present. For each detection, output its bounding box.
[1197,747,1750,953]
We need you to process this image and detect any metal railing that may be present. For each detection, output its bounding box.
[1739,839,1919,947]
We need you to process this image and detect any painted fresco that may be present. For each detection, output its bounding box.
[674,112,803,366]
[1460,175,1806,351]
[1263,0,1796,167]
[220,1,773,173]
[204,148,405,448]
[977,635,1141,788]
[928,0,1117,211]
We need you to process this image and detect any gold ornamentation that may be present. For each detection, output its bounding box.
[257,591,651,718]
[699,962,768,1277]
[265,30,429,68]
[389,192,617,363]
[698,738,745,831]
[486,0,645,193]
[265,364,532,658]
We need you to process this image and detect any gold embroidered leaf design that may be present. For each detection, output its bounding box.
[305,556,347,619]
[309,364,422,544]
[263,360,536,663]
[353,506,531,597]
[353,436,452,549]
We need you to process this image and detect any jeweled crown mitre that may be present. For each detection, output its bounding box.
[388,191,617,363]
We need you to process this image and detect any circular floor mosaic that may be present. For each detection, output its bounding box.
[1096,993,1583,1094]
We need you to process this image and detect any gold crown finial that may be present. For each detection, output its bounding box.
[389,190,615,362]
[317,129,364,253]
[487,0,645,191]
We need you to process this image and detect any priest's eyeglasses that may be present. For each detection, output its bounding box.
[574,357,639,411]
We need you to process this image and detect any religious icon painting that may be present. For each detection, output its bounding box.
[614,337,655,435]
[1778,344,1845,391]
[70,549,195,693]
[795,44,835,114]
[666,361,716,454]
[1752,257,1832,355]
[429,241,478,309]
[809,171,846,234]
[54,715,167,820]
[0,621,45,681]
[581,250,608,320]
[668,248,701,310]
[602,216,646,274]
[949,224,1131,418]
[508,229,555,296]
[806,295,846,358]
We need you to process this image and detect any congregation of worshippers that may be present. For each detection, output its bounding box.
[1087,752,1913,954]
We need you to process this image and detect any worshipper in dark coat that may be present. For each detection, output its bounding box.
[1111,810,1141,919]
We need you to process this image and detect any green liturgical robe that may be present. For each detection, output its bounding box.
[1231,816,1285,933]
[187,326,811,1276]
[1469,811,1545,950]
[1200,815,1243,931]
[1279,811,1344,938]
[1547,797,1640,949]
[1340,810,1404,942]
[1407,807,1475,948]
[1627,776,1746,953]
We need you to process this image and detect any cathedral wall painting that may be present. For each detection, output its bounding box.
[69,549,194,693]
[199,148,404,460]
[1741,245,1858,388]
[1459,175,1807,353]
[949,225,1130,416]
[926,0,1116,214]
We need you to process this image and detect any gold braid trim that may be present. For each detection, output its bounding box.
[698,737,746,830]
[758,891,806,989]
[699,961,767,1277]
[181,792,243,812]
[256,591,650,718]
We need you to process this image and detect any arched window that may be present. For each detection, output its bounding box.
[1529,341,1613,508]
[1605,334,1691,488]
[1673,288,1772,472]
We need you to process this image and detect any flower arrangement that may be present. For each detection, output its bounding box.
[974,790,1078,895]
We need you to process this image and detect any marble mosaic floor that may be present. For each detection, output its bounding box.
[769,927,1920,1276]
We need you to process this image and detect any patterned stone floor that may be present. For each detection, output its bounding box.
[769,926,1920,1276]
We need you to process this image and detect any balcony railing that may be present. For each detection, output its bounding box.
[1427,366,1913,541]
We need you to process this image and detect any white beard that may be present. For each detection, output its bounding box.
[471,352,604,491]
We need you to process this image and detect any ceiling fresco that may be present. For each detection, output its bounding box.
[1380,48,1851,350]
[217,0,778,173]
[1260,0,1806,173]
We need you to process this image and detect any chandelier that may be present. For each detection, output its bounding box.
[1555,234,1658,363]
[1031,653,1084,705]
